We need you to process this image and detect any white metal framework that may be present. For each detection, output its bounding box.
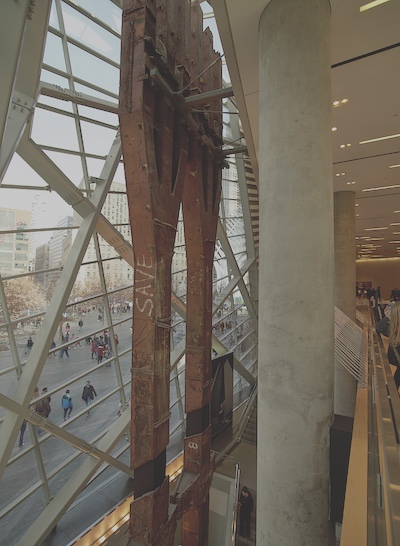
[0,1,258,544]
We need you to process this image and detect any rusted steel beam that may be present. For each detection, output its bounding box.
[120,0,189,543]
[120,0,224,544]
[173,3,224,545]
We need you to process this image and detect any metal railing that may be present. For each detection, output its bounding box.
[335,306,367,387]
[342,307,400,545]
[231,463,241,546]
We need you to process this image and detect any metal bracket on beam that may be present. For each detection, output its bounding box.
[222,145,248,157]
[184,86,234,106]
[148,68,229,168]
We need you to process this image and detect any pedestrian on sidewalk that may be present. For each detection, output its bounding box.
[35,388,51,436]
[24,336,33,355]
[91,338,98,359]
[62,390,73,420]
[82,381,97,413]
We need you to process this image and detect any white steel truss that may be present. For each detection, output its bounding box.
[0,2,259,544]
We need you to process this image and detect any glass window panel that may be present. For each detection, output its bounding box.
[43,151,84,188]
[80,121,117,155]
[31,108,80,151]
[74,0,122,34]
[43,32,67,72]
[62,3,121,64]
[77,104,118,126]
[68,43,119,95]
[37,94,74,113]
[40,68,69,88]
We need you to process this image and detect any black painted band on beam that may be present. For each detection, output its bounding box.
[133,449,166,498]
[186,403,210,436]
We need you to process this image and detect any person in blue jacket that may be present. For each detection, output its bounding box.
[62,390,73,420]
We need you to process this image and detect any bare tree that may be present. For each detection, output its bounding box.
[2,277,46,322]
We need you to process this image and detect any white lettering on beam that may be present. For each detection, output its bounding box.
[135,255,154,317]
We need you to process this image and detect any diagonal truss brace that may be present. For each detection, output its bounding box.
[15,407,131,546]
[0,393,132,476]
[0,134,120,481]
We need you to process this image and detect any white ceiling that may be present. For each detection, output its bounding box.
[210,0,400,259]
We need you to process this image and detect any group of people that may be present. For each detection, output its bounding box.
[376,301,400,390]
[18,381,97,447]
[90,332,118,365]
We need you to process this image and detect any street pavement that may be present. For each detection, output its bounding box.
[0,305,251,545]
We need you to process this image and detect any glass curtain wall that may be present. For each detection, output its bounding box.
[0,1,258,543]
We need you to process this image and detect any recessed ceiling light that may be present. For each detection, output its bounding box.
[391,223,400,226]
[332,99,349,108]
[360,0,391,13]
[360,133,400,145]
[346,143,351,147]
[355,203,359,206]
[332,127,337,131]
[389,164,400,169]
[393,232,400,235]
[339,144,346,149]
[365,227,388,231]
[347,181,356,185]
[394,210,400,213]
[363,184,400,192]
[389,241,400,244]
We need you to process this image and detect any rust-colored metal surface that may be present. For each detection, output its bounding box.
[177,4,223,545]
[119,0,223,544]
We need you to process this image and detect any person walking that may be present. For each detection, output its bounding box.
[60,333,70,358]
[78,318,83,332]
[238,486,254,540]
[24,336,33,355]
[35,388,51,435]
[97,344,104,364]
[82,381,97,414]
[91,338,98,359]
[377,301,400,391]
[62,390,73,420]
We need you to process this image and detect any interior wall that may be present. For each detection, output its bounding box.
[356,258,400,300]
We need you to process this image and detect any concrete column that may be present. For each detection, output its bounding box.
[334,191,357,416]
[258,1,334,545]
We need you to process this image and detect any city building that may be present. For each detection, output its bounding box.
[74,182,133,285]
[0,208,31,276]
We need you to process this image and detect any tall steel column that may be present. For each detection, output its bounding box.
[120,1,189,543]
[120,1,225,543]
[179,5,222,544]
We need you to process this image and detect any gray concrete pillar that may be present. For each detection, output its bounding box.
[334,191,357,417]
[258,0,334,545]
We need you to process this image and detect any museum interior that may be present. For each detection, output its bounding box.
[1,1,400,545]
